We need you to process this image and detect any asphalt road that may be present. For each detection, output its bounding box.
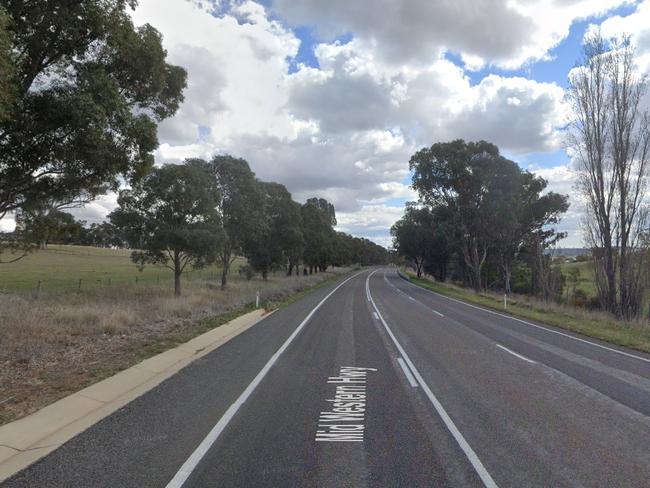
[3,269,650,487]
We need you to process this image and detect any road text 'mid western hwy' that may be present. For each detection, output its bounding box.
[315,366,377,442]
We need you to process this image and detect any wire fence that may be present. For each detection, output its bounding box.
[0,266,313,297]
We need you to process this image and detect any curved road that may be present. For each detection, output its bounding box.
[3,269,650,487]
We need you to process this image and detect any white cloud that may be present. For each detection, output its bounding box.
[530,164,583,247]
[336,204,406,248]
[596,0,650,73]
[272,0,629,70]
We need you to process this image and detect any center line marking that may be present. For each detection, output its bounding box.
[366,271,499,488]
[383,270,445,317]
[496,344,536,364]
[397,357,418,387]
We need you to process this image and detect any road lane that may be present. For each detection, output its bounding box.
[390,269,650,374]
[370,269,650,487]
[2,273,370,488]
[177,269,479,487]
[385,269,650,417]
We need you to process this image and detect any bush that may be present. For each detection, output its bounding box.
[586,295,602,311]
[238,265,255,280]
[570,289,588,308]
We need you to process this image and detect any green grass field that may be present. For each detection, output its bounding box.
[556,260,597,297]
[0,245,244,294]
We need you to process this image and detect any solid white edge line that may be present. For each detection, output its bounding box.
[396,357,419,387]
[373,311,380,320]
[496,344,536,365]
[165,270,366,488]
[366,271,499,488]
[397,271,650,364]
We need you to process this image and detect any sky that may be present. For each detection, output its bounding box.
[16,0,650,248]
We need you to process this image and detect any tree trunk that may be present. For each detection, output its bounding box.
[220,244,231,290]
[414,258,423,278]
[470,241,482,292]
[502,262,512,295]
[174,250,181,297]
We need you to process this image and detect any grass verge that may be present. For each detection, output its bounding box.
[402,271,650,355]
[0,268,353,426]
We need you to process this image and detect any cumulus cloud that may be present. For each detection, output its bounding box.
[288,43,567,153]
[336,204,407,248]
[272,0,628,70]
[530,164,582,247]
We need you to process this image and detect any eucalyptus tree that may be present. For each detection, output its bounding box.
[410,140,501,290]
[0,0,186,220]
[302,198,336,272]
[109,162,222,297]
[246,182,303,280]
[207,156,264,288]
[390,205,437,278]
[409,139,568,292]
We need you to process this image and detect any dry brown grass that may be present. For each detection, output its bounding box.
[0,269,349,425]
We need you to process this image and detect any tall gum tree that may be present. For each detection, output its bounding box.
[109,162,222,297]
[0,0,186,220]
[206,156,263,289]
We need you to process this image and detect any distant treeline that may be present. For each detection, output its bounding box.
[13,156,389,295]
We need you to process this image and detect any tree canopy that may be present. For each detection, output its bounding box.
[398,139,569,295]
[109,162,222,296]
[0,0,187,219]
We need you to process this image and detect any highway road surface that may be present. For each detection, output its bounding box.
[3,269,650,487]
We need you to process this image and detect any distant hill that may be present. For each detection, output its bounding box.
[550,248,590,258]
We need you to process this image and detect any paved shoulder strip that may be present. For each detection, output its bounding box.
[166,271,365,488]
[366,270,499,488]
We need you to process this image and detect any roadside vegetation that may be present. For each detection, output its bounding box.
[0,266,350,425]
[392,33,650,343]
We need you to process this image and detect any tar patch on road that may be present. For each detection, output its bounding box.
[315,366,377,443]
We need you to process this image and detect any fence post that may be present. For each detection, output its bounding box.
[78,279,82,291]
[36,280,42,298]
[504,294,507,310]
[135,276,139,285]
[256,291,260,308]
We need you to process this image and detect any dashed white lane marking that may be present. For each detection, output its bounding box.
[366,271,499,488]
[383,270,444,317]
[397,358,418,387]
[397,271,650,365]
[496,344,537,365]
[165,271,366,488]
